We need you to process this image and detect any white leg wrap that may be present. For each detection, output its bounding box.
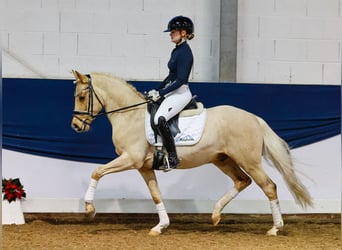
[151,202,170,234]
[270,199,284,228]
[84,179,98,202]
[215,187,239,211]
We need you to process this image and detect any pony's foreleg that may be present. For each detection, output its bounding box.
[84,153,138,219]
[212,161,252,225]
[151,202,170,235]
[138,168,169,236]
[84,178,98,219]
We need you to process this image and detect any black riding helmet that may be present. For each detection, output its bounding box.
[164,16,194,35]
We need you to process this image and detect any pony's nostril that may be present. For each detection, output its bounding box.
[71,123,80,131]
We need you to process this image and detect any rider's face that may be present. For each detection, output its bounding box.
[170,30,186,44]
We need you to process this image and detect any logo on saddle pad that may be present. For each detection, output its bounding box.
[145,103,207,146]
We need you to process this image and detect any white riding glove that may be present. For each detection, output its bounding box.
[147,89,161,102]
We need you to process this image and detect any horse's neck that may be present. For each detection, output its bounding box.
[92,74,146,147]
[93,74,144,109]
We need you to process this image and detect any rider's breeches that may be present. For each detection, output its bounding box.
[154,84,192,125]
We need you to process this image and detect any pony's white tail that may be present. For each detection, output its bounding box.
[257,117,313,208]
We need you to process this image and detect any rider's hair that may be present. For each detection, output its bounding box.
[187,33,194,40]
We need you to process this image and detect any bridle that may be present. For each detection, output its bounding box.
[73,75,150,127]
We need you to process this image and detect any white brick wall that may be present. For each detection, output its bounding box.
[274,0,307,16]
[1,9,59,32]
[307,0,340,17]
[9,32,44,55]
[237,0,342,84]
[44,33,78,56]
[2,0,341,84]
[1,0,221,81]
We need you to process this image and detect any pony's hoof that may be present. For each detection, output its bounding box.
[212,212,221,226]
[85,202,96,220]
[148,230,161,236]
[149,223,168,235]
[266,225,283,236]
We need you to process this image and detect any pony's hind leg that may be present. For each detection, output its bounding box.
[242,163,284,236]
[212,156,252,226]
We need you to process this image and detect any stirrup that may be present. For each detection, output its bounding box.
[162,157,173,172]
[161,155,178,172]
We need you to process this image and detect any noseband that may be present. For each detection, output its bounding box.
[73,75,150,127]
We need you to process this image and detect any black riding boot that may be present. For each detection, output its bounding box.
[157,116,179,170]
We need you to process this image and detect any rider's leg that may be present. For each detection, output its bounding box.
[157,116,179,169]
[153,85,192,123]
[153,85,192,170]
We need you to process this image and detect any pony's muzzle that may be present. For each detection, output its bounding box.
[71,116,92,132]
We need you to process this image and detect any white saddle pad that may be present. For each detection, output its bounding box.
[145,109,207,146]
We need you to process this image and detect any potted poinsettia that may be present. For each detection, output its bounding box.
[2,177,26,224]
[2,178,26,203]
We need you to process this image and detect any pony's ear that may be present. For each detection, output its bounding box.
[72,69,78,79]
[72,70,88,84]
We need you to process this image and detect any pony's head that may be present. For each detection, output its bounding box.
[71,70,104,132]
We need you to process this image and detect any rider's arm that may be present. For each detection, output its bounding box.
[157,75,170,90]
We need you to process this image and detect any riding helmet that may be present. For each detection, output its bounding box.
[164,16,194,35]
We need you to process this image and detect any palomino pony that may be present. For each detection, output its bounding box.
[71,70,312,236]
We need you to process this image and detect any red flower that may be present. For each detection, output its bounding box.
[2,178,26,203]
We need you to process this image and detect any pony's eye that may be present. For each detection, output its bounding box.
[79,95,86,101]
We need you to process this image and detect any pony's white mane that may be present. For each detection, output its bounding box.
[91,72,145,99]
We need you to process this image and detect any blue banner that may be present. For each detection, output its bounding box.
[3,78,341,164]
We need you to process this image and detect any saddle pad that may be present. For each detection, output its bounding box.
[145,109,207,146]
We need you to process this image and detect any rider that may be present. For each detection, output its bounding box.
[147,15,195,170]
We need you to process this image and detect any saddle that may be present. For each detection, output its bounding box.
[147,96,205,170]
[147,96,204,142]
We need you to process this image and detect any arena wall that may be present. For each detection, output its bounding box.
[1,0,341,84]
[2,136,340,213]
[237,0,342,84]
[1,0,221,81]
[1,0,341,214]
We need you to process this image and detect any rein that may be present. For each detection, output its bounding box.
[95,100,151,118]
[73,75,150,121]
